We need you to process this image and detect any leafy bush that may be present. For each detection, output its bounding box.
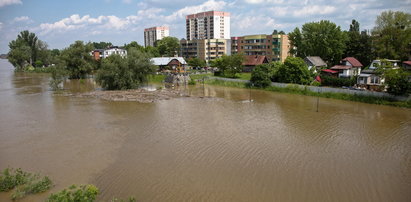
[321,75,356,87]
[250,64,272,88]
[0,168,53,200]
[49,65,68,90]
[188,79,196,85]
[276,57,312,85]
[46,184,99,202]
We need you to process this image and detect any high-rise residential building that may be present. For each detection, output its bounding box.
[186,11,230,40]
[144,26,169,47]
[231,34,291,62]
[182,11,231,63]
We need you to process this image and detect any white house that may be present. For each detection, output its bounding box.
[357,59,400,91]
[103,46,127,58]
[330,57,363,78]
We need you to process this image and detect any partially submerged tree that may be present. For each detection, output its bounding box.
[60,41,95,79]
[96,48,156,90]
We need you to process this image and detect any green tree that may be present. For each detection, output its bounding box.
[7,39,31,70]
[124,41,143,51]
[96,48,156,90]
[288,20,347,65]
[250,62,281,88]
[187,57,206,68]
[16,30,39,64]
[210,54,244,78]
[276,57,312,85]
[60,41,95,79]
[92,41,112,49]
[372,10,411,60]
[344,20,374,66]
[376,59,411,95]
[156,37,180,57]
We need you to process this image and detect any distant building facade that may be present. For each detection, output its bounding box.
[180,38,231,62]
[186,11,230,40]
[144,26,169,47]
[91,46,127,60]
[181,11,231,63]
[231,34,291,62]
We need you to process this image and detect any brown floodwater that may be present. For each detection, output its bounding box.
[0,59,410,202]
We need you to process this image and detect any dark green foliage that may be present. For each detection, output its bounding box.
[124,41,160,57]
[384,68,411,95]
[344,20,374,66]
[49,64,68,90]
[92,41,112,49]
[0,168,30,192]
[188,79,196,85]
[46,184,99,202]
[289,20,347,65]
[210,54,244,78]
[0,168,53,200]
[156,37,180,57]
[376,59,411,96]
[60,41,95,79]
[96,48,155,90]
[321,75,356,87]
[8,39,31,70]
[11,176,52,200]
[187,57,206,68]
[276,57,312,85]
[372,11,411,60]
[250,62,281,88]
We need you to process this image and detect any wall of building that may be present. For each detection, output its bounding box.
[144,26,169,47]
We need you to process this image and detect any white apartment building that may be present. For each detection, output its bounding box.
[103,47,127,58]
[186,11,230,40]
[144,26,170,47]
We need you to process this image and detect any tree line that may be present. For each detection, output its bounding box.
[289,10,411,67]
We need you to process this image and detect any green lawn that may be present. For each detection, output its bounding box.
[148,74,166,83]
[216,72,251,81]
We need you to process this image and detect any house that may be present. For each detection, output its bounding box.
[151,57,187,72]
[304,56,327,72]
[103,46,127,58]
[91,49,104,60]
[357,59,400,91]
[330,57,363,78]
[320,69,338,77]
[242,55,269,72]
[91,46,127,60]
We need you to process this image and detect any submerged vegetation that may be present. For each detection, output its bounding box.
[0,168,53,200]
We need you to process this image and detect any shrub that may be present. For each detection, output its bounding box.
[321,75,356,87]
[46,184,99,202]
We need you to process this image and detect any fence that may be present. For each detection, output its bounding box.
[210,76,410,101]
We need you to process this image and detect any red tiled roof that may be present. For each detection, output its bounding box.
[321,69,338,73]
[403,61,411,66]
[243,55,269,66]
[342,57,363,67]
[330,65,352,70]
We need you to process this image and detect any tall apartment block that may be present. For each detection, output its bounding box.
[186,11,230,40]
[231,34,291,62]
[144,26,169,47]
[182,11,231,62]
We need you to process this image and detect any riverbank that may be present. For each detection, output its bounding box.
[204,78,411,108]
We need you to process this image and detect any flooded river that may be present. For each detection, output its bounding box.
[0,59,410,201]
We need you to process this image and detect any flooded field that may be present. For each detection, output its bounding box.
[0,59,410,201]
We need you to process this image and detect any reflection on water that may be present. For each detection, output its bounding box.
[0,59,410,202]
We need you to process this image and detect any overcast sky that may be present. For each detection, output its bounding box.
[0,0,410,53]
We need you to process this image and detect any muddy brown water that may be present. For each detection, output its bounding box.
[0,59,410,202]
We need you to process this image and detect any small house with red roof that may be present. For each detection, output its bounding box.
[242,55,269,72]
[330,57,363,78]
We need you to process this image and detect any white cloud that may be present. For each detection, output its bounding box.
[164,0,228,22]
[122,0,132,4]
[244,0,284,4]
[0,22,3,30]
[12,16,33,24]
[293,5,336,17]
[0,0,21,7]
